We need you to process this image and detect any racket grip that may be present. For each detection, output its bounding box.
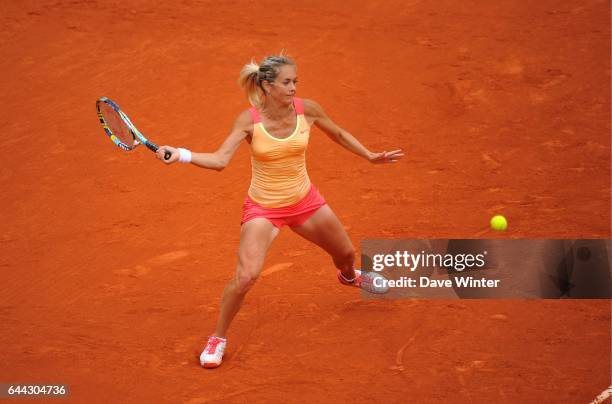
[146,141,172,160]
[146,141,159,153]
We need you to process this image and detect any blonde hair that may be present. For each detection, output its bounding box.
[238,54,295,106]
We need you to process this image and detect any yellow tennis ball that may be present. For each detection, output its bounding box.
[490,215,508,231]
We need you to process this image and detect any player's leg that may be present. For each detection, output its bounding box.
[215,218,280,337]
[201,218,279,368]
[290,205,356,280]
[290,205,388,294]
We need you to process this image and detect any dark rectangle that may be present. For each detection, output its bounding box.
[0,383,70,398]
[361,239,612,299]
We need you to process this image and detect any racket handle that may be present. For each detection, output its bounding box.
[146,141,159,153]
[146,141,172,160]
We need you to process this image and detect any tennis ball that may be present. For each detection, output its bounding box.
[490,215,508,231]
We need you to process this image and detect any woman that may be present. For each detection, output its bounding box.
[157,54,403,368]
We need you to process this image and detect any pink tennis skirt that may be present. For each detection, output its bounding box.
[241,185,327,229]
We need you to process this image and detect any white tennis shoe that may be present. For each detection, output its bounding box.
[200,336,227,369]
[337,269,389,294]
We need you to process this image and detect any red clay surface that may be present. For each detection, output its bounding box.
[0,0,610,402]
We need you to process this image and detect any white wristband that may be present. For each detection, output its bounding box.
[177,148,192,163]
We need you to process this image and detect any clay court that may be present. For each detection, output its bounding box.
[0,0,610,402]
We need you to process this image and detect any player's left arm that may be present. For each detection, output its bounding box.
[303,99,404,164]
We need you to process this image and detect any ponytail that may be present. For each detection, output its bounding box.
[238,61,262,107]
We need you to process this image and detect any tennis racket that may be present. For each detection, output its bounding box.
[96,97,172,160]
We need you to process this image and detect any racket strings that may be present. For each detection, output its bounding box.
[98,102,137,149]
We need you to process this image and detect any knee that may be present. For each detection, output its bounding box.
[233,264,260,295]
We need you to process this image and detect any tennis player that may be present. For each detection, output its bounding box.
[157,54,403,368]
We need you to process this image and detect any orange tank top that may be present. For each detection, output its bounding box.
[247,98,311,208]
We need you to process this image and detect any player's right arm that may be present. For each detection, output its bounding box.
[157,110,252,170]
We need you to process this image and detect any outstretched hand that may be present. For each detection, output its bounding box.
[368,149,404,164]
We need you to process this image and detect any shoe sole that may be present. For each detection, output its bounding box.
[202,362,221,369]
